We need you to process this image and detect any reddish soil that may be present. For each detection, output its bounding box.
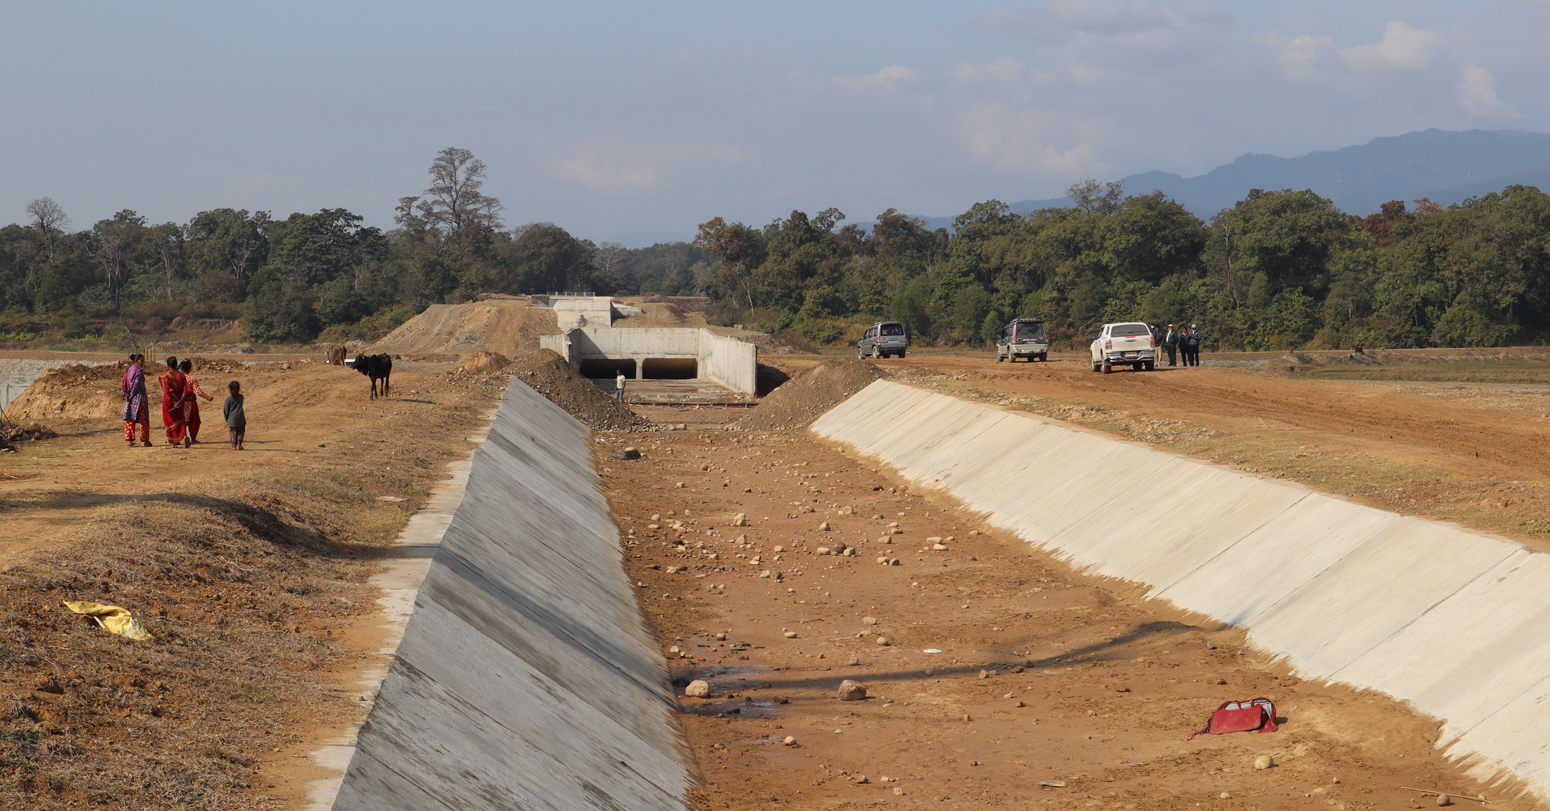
[600,419,1511,810]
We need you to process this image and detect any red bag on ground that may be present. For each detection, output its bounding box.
[1188,698,1278,740]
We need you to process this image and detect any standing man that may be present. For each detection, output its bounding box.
[159,356,191,448]
[615,369,626,404]
[1185,324,1202,366]
[121,354,151,447]
[1163,324,1179,367]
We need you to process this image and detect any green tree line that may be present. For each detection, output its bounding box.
[0,148,710,345]
[691,180,1550,350]
[7,153,1548,351]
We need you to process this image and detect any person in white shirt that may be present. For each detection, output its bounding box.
[615,370,626,404]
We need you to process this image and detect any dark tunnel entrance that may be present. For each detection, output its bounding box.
[642,358,698,380]
[579,358,636,379]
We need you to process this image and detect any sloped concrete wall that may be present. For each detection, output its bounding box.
[811,379,1550,797]
[332,381,692,811]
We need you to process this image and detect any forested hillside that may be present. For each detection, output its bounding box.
[3,148,1548,352]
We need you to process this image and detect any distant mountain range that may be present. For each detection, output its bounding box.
[914,129,1550,229]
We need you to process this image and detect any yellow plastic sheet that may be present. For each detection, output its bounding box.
[63,601,154,641]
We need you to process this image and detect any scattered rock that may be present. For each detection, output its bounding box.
[782,736,796,746]
[931,543,948,551]
[863,617,878,625]
[783,630,798,638]
[684,680,710,698]
[1220,792,1232,800]
[732,513,748,527]
[818,521,831,531]
[1436,795,1453,807]
[837,680,867,701]
[1254,754,1274,770]
[847,656,860,666]
[875,637,890,646]
[608,448,641,460]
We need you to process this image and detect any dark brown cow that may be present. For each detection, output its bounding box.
[327,344,346,366]
[353,354,392,400]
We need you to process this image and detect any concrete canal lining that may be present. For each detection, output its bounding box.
[810,379,1550,798]
[330,381,691,811]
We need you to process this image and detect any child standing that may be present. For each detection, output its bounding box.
[223,381,246,450]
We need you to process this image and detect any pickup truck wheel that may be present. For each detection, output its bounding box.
[996,352,1004,362]
[1038,353,1047,362]
[1091,359,1100,372]
[1144,360,1154,371]
[897,349,905,359]
[1101,359,1112,375]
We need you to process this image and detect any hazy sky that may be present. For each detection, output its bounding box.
[2,1,1545,246]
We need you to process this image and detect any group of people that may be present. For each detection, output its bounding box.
[1152,323,1203,367]
[121,354,247,450]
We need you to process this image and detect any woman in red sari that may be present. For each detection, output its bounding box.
[179,359,214,443]
[159,356,191,448]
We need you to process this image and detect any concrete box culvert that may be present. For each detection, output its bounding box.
[332,380,690,811]
[810,379,1550,800]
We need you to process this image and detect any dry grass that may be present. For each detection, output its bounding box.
[0,388,496,809]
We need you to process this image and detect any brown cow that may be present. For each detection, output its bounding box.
[327,344,346,366]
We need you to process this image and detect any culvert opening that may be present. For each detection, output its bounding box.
[642,358,698,380]
[579,358,636,379]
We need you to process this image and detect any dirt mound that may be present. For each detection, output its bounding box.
[736,357,882,431]
[508,350,653,432]
[453,351,512,376]
[3,361,138,422]
[370,298,560,355]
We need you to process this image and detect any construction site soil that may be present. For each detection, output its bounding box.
[507,349,655,432]
[601,424,1501,810]
[6,340,1550,809]
[734,358,882,431]
[0,357,498,810]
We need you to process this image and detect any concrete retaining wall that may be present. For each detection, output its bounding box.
[810,379,1550,796]
[697,330,757,394]
[540,327,757,394]
[332,381,692,811]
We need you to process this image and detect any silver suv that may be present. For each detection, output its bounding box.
[1089,322,1154,373]
[858,321,908,359]
[995,318,1048,362]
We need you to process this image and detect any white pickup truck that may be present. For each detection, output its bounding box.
[1090,322,1155,373]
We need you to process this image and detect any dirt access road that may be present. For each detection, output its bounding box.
[847,347,1550,549]
[603,421,1507,810]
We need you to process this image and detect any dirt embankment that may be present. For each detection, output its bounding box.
[508,349,653,432]
[736,357,882,431]
[5,358,255,424]
[0,359,499,810]
[368,297,559,356]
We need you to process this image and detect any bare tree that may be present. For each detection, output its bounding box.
[25,197,70,238]
[148,223,185,300]
[411,147,504,268]
[89,210,146,305]
[593,241,628,276]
